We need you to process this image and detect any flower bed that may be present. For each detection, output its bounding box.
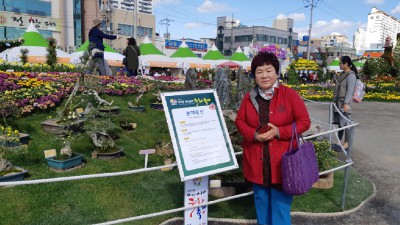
[0,71,187,114]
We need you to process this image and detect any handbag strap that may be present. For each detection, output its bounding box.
[130,45,137,55]
[289,123,304,152]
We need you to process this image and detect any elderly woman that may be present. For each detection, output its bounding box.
[235,52,310,225]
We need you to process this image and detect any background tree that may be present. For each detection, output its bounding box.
[46,37,58,68]
[19,48,29,64]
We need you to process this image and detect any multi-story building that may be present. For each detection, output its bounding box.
[273,18,294,33]
[365,7,400,50]
[353,27,367,54]
[0,0,155,53]
[109,0,152,14]
[216,16,298,57]
[0,0,77,50]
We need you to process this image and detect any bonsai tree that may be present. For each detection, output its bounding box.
[19,48,29,64]
[128,84,151,107]
[84,114,119,153]
[46,37,58,68]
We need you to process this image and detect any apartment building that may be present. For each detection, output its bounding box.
[365,7,400,49]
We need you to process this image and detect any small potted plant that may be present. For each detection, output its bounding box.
[312,141,338,189]
[92,90,120,114]
[0,125,28,182]
[150,90,163,110]
[115,111,137,131]
[44,128,85,171]
[128,86,148,113]
[155,140,175,171]
[84,113,123,160]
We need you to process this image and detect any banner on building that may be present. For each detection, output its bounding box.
[165,39,208,52]
[0,11,61,32]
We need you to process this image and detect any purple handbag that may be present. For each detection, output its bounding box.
[281,123,319,195]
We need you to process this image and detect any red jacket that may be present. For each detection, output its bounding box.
[235,85,310,185]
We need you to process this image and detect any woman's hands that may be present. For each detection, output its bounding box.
[343,103,350,113]
[255,123,279,142]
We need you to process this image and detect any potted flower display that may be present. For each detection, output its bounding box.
[0,125,28,182]
[312,141,338,189]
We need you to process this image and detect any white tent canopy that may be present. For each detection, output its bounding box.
[70,51,125,67]
[0,46,71,63]
[0,22,71,63]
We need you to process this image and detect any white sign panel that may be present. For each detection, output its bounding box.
[161,89,238,181]
[184,176,208,225]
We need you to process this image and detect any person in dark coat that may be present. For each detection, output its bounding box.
[88,18,120,75]
[124,37,141,76]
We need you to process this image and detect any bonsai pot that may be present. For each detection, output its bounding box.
[41,118,84,135]
[98,106,120,114]
[120,123,137,131]
[0,166,28,182]
[128,105,146,113]
[92,147,124,160]
[46,154,84,170]
[0,133,29,147]
[150,102,163,110]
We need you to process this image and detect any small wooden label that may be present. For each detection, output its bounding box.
[139,149,155,155]
[76,108,84,114]
[44,149,57,158]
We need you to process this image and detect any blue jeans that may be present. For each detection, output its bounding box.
[253,184,293,225]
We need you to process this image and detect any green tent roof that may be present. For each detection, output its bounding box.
[21,23,48,47]
[76,40,118,53]
[329,59,364,67]
[202,44,226,60]
[329,60,340,66]
[230,47,249,62]
[21,32,48,47]
[170,41,198,58]
[139,37,165,55]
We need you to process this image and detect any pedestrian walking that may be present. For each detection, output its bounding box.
[332,56,357,150]
[124,37,141,77]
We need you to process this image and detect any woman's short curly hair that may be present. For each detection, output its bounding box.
[251,51,280,76]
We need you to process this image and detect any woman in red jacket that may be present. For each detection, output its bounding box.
[235,52,310,225]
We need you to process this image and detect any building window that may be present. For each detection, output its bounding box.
[235,35,252,42]
[224,36,231,43]
[256,34,268,42]
[137,26,153,38]
[118,24,133,36]
[270,36,276,43]
[1,0,51,16]
[370,16,373,19]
